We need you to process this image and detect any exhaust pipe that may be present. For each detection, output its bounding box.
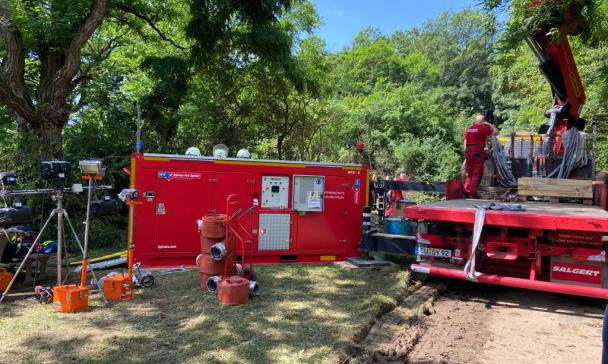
[249,280,260,298]
[207,275,221,293]
[210,243,227,261]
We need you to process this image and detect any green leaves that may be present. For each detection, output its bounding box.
[185,0,292,66]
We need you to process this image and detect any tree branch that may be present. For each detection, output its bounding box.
[0,2,28,98]
[113,3,186,51]
[0,0,37,123]
[57,0,109,88]
[74,30,128,88]
[0,80,39,123]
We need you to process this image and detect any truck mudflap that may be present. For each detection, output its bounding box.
[411,263,608,300]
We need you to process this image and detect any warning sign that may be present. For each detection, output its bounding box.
[325,191,345,200]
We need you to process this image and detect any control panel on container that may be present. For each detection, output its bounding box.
[261,176,289,208]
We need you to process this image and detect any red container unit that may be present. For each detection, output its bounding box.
[130,153,369,267]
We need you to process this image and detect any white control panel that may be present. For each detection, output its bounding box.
[261,176,289,208]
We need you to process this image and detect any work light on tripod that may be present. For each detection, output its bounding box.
[79,160,104,177]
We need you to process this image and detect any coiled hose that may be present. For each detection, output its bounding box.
[491,136,517,188]
[547,127,588,179]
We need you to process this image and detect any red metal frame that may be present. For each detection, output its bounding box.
[412,264,608,299]
[224,194,256,278]
[407,204,608,232]
[131,152,369,267]
[409,198,608,298]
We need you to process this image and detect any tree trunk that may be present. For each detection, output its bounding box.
[277,135,284,160]
[38,121,64,158]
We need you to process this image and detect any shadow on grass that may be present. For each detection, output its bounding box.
[2,264,408,364]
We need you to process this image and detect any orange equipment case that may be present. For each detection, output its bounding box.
[130,152,369,267]
[52,285,89,313]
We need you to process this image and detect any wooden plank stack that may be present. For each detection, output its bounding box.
[517,177,593,202]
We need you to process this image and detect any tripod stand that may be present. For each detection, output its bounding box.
[0,187,102,303]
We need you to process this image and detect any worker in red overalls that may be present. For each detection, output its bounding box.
[463,114,498,198]
[385,174,407,217]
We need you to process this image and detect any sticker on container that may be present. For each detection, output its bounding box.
[158,171,202,181]
[307,191,321,208]
[353,178,361,204]
[156,203,166,215]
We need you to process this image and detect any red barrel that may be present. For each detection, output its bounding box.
[218,276,250,306]
[201,214,227,239]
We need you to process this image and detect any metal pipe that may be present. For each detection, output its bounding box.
[64,211,106,302]
[411,264,608,299]
[206,275,221,293]
[249,280,260,297]
[525,37,548,63]
[210,243,227,261]
[80,177,94,287]
[56,193,64,285]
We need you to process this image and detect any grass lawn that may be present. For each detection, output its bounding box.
[0,264,408,364]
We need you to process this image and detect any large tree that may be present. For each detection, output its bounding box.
[0,0,293,157]
[0,0,110,156]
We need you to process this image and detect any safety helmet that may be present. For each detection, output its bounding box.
[236,149,251,159]
[185,147,201,156]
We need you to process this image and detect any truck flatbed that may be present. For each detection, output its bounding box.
[406,198,608,232]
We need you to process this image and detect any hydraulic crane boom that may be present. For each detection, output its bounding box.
[525,1,587,140]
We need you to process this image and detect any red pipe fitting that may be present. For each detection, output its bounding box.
[218,276,250,306]
[201,214,227,239]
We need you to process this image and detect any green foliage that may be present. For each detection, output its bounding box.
[11,0,94,47]
[485,0,607,46]
[2,2,608,250]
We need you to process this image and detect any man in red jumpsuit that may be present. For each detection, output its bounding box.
[385,174,407,217]
[464,114,498,198]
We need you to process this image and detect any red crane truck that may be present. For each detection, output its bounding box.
[362,2,608,299]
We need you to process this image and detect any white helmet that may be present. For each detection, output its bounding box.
[212,144,229,158]
[236,149,251,158]
[185,147,201,156]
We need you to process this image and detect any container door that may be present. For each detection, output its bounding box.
[296,175,348,252]
[136,168,160,256]
[154,170,215,253]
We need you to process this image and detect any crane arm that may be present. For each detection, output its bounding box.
[526,1,587,132]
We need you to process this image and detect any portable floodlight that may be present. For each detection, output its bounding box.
[39,161,71,180]
[0,172,17,188]
[79,160,104,176]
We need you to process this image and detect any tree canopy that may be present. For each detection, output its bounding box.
[0,1,607,232]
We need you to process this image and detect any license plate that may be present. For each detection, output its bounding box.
[417,246,451,258]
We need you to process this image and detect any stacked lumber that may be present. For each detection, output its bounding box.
[517,177,593,201]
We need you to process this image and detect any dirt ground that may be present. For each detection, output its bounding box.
[403,281,605,364]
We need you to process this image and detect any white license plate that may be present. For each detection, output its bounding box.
[417,246,451,258]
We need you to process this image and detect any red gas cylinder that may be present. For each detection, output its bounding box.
[218,276,250,306]
[201,214,226,239]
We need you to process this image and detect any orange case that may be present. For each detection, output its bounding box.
[52,285,89,313]
[0,268,13,292]
[102,273,134,301]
